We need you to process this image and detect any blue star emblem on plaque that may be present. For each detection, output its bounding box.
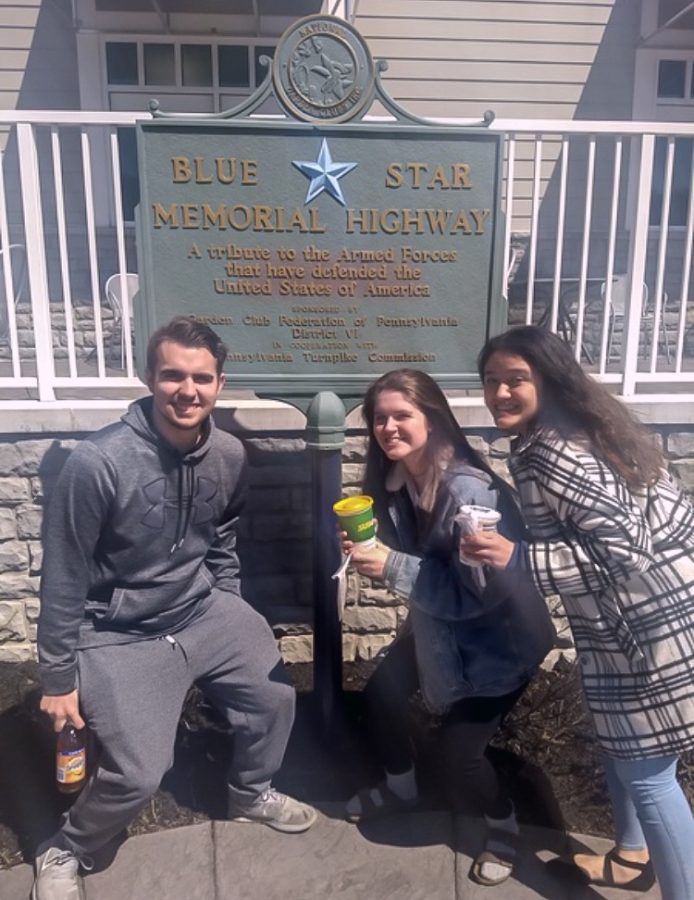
[292,139,357,206]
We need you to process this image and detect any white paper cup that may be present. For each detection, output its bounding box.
[455,504,501,566]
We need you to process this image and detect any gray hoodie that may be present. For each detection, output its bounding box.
[38,397,247,695]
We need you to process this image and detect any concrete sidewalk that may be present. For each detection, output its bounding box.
[0,691,663,899]
[0,809,661,900]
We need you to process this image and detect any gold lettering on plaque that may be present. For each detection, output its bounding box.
[152,203,179,227]
[194,158,213,184]
[171,157,192,183]
[152,205,326,233]
[182,204,200,228]
[170,156,259,185]
[385,162,473,190]
[345,208,490,235]
[470,208,491,233]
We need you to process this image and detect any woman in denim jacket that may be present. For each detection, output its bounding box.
[341,369,554,886]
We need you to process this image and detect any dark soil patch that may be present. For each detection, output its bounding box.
[1,658,692,869]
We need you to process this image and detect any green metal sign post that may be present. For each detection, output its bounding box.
[305,392,345,731]
[134,14,505,732]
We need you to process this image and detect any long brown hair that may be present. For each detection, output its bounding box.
[477,326,664,487]
[362,369,502,513]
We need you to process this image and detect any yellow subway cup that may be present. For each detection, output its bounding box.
[333,495,376,548]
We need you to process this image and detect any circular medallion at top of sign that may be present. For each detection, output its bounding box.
[273,15,375,123]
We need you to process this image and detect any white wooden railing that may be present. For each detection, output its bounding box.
[1,110,693,409]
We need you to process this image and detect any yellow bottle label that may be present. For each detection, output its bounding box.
[57,748,86,784]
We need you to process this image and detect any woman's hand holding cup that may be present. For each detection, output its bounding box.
[456,504,515,570]
[460,530,516,570]
[334,495,389,581]
[349,537,389,581]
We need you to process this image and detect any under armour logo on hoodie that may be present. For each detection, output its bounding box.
[141,475,218,529]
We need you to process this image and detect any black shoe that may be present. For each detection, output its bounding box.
[545,848,655,892]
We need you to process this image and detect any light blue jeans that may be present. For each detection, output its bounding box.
[604,754,694,900]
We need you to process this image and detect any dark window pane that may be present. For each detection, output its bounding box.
[650,137,693,226]
[657,59,686,98]
[182,44,212,87]
[117,128,139,222]
[658,0,694,29]
[97,0,150,9]
[254,45,275,88]
[259,0,322,12]
[106,43,138,85]
[219,45,249,87]
[144,44,175,85]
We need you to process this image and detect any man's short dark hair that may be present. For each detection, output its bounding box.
[146,316,228,375]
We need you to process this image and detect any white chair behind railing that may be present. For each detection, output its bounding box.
[104,272,138,368]
[601,275,645,361]
[503,248,518,303]
[601,275,673,363]
[0,243,27,346]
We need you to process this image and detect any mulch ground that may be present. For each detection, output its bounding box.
[0,657,692,869]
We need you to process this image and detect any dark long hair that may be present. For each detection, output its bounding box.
[477,326,663,487]
[361,369,517,518]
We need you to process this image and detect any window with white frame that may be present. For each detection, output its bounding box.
[656,57,694,101]
[104,39,276,104]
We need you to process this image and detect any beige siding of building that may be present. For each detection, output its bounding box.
[0,0,78,112]
[355,0,641,242]
[0,1,36,147]
[355,0,636,118]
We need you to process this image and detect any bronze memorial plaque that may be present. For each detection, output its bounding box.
[135,16,504,401]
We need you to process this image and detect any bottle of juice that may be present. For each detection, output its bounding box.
[56,724,87,794]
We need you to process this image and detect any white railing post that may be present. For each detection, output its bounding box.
[0,148,21,377]
[574,135,596,360]
[16,123,56,401]
[502,136,516,303]
[550,138,569,332]
[650,136,674,373]
[525,138,543,324]
[621,134,654,398]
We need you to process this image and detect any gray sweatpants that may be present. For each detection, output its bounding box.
[53,589,295,857]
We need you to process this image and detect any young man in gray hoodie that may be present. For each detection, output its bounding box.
[33,316,316,900]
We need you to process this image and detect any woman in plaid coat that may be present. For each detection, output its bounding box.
[465,326,694,900]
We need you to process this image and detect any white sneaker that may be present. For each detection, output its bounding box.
[32,847,84,900]
[228,788,317,833]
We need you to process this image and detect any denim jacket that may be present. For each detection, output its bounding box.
[380,462,555,713]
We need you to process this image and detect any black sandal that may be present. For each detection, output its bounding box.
[546,847,655,892]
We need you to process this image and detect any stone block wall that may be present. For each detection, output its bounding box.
[1,306,119,362]
[0,439,80,662]
[1,421,693,666]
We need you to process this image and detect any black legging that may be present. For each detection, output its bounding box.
[363,626,526,820]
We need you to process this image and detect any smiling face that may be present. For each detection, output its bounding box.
[482,351,541,436]
[372,389,431,476]
[146,339,225,450]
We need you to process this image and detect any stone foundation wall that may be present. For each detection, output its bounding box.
[1,305,120,362]
[0,424,693,665]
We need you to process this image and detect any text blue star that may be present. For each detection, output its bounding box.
[292,139,357,206]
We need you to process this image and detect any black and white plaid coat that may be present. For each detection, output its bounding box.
[509,427,694,759]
